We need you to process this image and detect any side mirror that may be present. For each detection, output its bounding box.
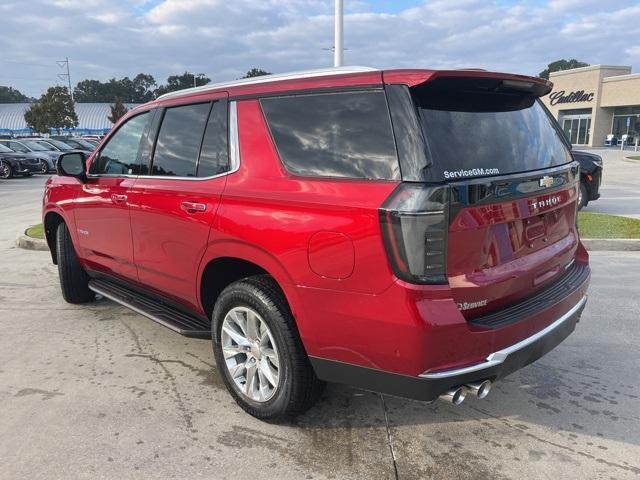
[57,152,86,181]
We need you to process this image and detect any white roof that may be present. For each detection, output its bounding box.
[0,102,139,131]
[156,66,378,100]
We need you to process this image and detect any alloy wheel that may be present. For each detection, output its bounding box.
[0,162,10,179]
[40,161,49,174]
[221,306,281,402]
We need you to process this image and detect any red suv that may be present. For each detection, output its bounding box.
[43,67,590,419]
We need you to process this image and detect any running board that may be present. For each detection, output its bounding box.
[88,279,211,339]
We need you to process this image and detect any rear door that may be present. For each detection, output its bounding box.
[410,75,579,318]
[128,94,231,309]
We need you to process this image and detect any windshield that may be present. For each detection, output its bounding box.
[75,139,96,149]
[35,141,59,150]
[63,139,82,148]
[0,144,13,153]
[46,139,73,150]
[413,79,572,181]
[3,142,29,153]
[22,141,49,151]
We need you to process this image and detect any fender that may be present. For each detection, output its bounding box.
[196,238,317,352]
[43,178,81,262]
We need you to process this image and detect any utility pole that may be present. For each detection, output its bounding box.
[334,0,343,67]
[192,72,205,88]
[56,57,73,101]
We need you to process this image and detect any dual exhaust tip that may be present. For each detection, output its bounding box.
[439,380,492,405]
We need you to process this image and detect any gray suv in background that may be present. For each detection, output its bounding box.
[0,139,60,173]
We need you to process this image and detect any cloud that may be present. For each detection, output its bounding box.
[0,0,638,97]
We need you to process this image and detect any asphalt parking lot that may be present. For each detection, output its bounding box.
[582,148,640,219]
[1,166,639,479]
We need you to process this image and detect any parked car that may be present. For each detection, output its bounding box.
[34,138,92,156]
[43,67,591,419]
[0,140,50,173]
[0,139,59,173]
[80,138,100,148]
[572,150,603,209]
[0,144,35,178]
[62,138,97,151]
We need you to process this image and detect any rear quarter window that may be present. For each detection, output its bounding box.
[260,90,400,180]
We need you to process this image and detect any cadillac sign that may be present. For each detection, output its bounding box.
[548,89,594,106]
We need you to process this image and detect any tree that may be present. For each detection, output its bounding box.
[538,59,590,79]
[0,86,31,103]
[24,86,78,134]
[154,72,211,97]
[108,98,128,124]
[74,73,157,103]
[23,102,49,133]
[243,68,271,78]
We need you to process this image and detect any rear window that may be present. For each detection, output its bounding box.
[261,90,399,180]
[413,78,572,181]
[152,103,210,177]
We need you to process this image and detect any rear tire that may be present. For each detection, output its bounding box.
[578,182,588,210]
[212,275,324,419]
[56,223,94,304]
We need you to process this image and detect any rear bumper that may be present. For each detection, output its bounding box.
[310,295,586,401]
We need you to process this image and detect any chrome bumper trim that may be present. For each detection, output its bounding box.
[419,296,587,380]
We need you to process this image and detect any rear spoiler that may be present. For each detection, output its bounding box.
[383,69,552,98]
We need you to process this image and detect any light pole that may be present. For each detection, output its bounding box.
[334,0,343,67]
[192,72,205,88]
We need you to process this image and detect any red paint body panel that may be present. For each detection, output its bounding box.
[128,175,226,310]
[74,176,138,280]
[43,68,589,383]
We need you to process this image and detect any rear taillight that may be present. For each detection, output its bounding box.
[379,184,450,284]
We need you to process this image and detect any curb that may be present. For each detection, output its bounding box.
[16,232,49,251]
[582,238,640,251]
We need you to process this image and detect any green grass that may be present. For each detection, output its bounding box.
[627,156,640,161]
[578,212,640,239]
[25,223,44,240]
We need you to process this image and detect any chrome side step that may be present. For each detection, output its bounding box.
[88,279,211,339]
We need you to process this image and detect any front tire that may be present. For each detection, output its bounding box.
[56,223,94,304]
[0,161,13,179]
[212,275,324,419]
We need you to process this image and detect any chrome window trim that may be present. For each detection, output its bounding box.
[87,101,239,181]
[419,295,587,380]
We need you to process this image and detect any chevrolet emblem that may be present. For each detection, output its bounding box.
[539,176,554,188]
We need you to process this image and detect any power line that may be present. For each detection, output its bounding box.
[56,57,73,101]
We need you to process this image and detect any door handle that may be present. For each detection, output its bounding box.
[180,201,207,213]
[111,193,128,204]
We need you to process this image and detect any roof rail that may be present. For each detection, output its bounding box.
[156,66,378,100]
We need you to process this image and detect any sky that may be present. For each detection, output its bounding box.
[1,0,639,98]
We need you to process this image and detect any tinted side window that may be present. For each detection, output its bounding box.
[151,103,210,177]
[261,90,399,180]
[197,100,229,177]
[90,112,150,175]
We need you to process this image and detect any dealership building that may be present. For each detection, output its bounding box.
[541,64,640,147]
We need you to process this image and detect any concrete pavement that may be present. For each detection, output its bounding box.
[1,175,639,479]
